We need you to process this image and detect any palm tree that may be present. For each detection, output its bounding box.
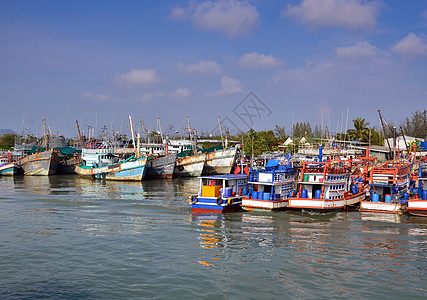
[353,117,370,141]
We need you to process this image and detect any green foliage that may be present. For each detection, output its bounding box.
[0,134,16,150]
[400,109,427,138]
[242,129,278,156]
[292,122,312,137]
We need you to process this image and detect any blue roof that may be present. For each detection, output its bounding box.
[265,159,279,168]
[198,174,248,180]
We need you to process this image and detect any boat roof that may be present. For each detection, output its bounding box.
[198,174,248,180]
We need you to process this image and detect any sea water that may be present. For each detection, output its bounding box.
[0,175,426,299]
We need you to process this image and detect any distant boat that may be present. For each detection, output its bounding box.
[288,160,366,211]
[0,155,20,176]
[407,163,427,217]
[189,174,249,213]
[241,159,298,211]
[360,161,413,214]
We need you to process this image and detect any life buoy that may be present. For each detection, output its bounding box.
[227,198,233,205]
[189,196,198,204]
[216,198,223,205]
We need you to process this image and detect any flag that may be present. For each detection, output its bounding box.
[244,166,249,175]
[234,165,241,174]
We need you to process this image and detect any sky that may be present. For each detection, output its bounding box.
[1,0,427,138]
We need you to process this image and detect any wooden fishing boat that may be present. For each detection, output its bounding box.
[203,148,238,175]
[174,153,206,177]
[241,159,298,211]
[288,160,366,211]
[75,155,149,181]
[407,163,427,216]
[360,161,413,214]
[189,174,248,213]
[145,153,177,179]
[18,150,59,176]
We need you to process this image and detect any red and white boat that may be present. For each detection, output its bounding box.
[360,161,413,214]
[288,160,366,211]
[407,163,427,216]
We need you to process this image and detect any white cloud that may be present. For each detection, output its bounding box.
[81,91,110,102]
[392,33,427,59]
[176,60,221,74]
[283,0,380,31]
[169,87,192,98]
[336,42,378,60]
[207,76,245,96]
[137,91,165,103]
[170,0,261,38]
[113,69,160,87]
[238,51,283,68]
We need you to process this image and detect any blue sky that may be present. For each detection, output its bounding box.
[1,0,426,138]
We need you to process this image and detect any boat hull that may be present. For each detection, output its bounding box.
[0,163,20,176]
[146,154,176,179]
[360,201,407,214]
[288,191,365,211]
[407,199,427,217]
[190,196,242,213]
[19,150,59,176]
[241,198,288,211]
[174,154,206,177]
[203,148,237,175]
[75,158,147,181]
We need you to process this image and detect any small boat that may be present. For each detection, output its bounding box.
[407,163,427,217]
[0,155,20,176]
[145,153,177,179]
[189,174,249,213]
[360,161,413,214]
[241,159,298,211]
[288,160,366,211]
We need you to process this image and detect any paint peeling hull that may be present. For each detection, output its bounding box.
[174,154,206,177]
[19,150,59,176]
[241,198,289,211]
[0,163,20,176]
[288,192,365,211]
[360,201,407,214]
[407,199,427,217]
[203,148,237,175]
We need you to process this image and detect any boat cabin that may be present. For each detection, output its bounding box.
[198,174,248,199]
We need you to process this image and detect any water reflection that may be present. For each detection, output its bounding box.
[360,212,407,224]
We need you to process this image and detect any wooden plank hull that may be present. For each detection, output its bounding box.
[407,199,427,217]
[241,198,289,211]
[288,191,365,211]
[203,148,237,175]
[0,163,20,176]
[360,201,407,214]
[75,157,148,181]
[19,150,59,176]
[146,154,176,179]
[174,154,206,177]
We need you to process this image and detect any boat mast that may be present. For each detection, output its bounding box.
[42,118,49,150]
[76,120,84,147]
[377,109,393,159]
[186,115,197,154]
[140,116,149,143]
[157,117,164,143]
[217,116,225,148]
[129,115,137,154]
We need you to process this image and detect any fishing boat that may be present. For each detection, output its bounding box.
[75,155,149,181]
[407,163,427,216]
[0,154,20,176]
[145,153,177,179]
[360,161,413,214]
[241,159,298,211]
[189,174,248,213]
[287,160,366,211]
[19,149,60,176]
[203,147,238,175]
[174,153,206,177]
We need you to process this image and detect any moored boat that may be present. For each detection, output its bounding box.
[18,150,60,176]
[288,160,366,211]
[174,153,206,177]
[407,163,427,216]
[203,147,238,175]
[189,174,248,213]
[360,161,413,214]
[241,159,298,211]
[146,153,177,179]
[0,155,20,176]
